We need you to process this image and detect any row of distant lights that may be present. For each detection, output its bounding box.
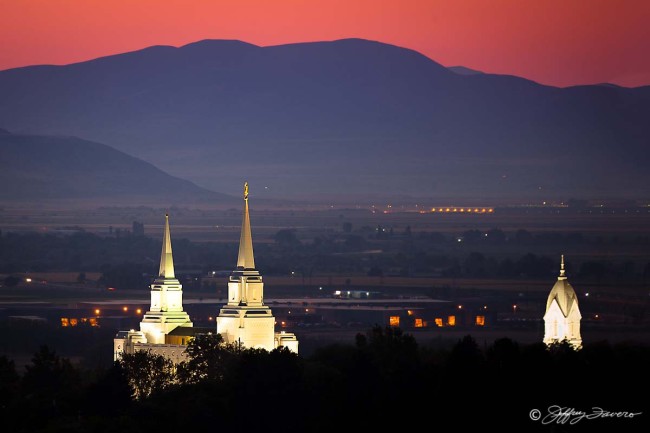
[431,207,494,213]
[93,303,600,321]
[93,307,143,315]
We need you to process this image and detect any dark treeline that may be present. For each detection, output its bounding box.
[1,328,647,432]
[2,230,650,289]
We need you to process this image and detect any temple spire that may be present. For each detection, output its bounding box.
[158,214,175,278]
[559,254,566,280]
[237,182,256,270]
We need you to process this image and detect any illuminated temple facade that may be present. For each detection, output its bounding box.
[543,255,582,349]
[113,214,196,363]
[217,183,298,353]
[114,184,297,362]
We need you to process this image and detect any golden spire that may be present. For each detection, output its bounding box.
[237,182,255,270]
[158,214,175,278]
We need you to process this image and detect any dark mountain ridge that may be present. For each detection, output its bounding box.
[1,38,648,202]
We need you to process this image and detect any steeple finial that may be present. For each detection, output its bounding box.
[237,182,255,270]
[559,254,566,279]
[158,214,175,278]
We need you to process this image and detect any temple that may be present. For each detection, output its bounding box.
[113,214,197,362]
[114,185,298,362]
[543,255,582,349]
[217,182,298,353]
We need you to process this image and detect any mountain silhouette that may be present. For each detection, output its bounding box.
[0,131,236,206]
[1,38,648,202]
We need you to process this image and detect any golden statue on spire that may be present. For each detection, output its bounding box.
[244,182,249,201]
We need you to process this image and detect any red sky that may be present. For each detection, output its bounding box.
[1,0,649,87]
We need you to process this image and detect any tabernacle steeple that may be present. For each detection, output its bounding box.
[543,255,582,348]
[237,182,256,270]
[158,214,175,279]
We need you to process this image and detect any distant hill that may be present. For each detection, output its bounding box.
[1,38,649,202]
[0,132,236,206]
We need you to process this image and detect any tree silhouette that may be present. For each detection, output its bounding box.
[177,333,238,384]
[119,350,175,399]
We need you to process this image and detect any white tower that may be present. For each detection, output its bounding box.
[139,214,193,344]
[543,255,582,349]
[217,183,296,352]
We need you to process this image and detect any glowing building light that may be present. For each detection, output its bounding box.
[414,318,424,328]
[447,316,456,326]
[136,308,142,314]
[94,309,100,315]
[70,318,78,327]
[25,278,32,283]
[389,316,400,327]
[123,306,128,312]
[475,315,485,326]
[434,318,443,327]
[61,318,69,327]
[407,310,413,316]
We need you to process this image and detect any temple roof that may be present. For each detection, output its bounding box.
[545,255,579,317]
[167,326,216,337]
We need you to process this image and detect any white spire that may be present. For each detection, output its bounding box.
[158,214,175,278]
[559,254,566,280]
[237,182,256,270]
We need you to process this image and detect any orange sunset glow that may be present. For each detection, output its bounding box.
[1,0,648,87]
